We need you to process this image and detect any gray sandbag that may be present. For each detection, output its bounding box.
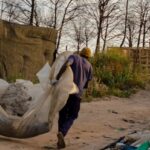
[0,83,32,116]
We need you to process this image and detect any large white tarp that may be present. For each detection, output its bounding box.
[0,51,77,138]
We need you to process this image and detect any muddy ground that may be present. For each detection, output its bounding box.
[0,88,150,150]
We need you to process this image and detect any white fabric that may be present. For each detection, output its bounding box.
[36,62,51,90]
[0,52,78,138]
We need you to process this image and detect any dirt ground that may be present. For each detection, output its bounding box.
[0,88,150,150]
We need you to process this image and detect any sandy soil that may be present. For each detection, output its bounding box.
[0,88,150,150]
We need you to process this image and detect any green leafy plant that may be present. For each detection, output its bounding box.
[88,50,147,98]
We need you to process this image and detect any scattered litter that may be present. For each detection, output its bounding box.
[101,131,150,150]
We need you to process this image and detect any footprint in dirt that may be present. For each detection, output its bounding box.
[43,145,57,150]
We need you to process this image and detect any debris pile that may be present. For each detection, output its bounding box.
[101,131,150,150]
[0,83,32,116]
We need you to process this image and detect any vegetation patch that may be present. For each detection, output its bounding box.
[86,50,148,99]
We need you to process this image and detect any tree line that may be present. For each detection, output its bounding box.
[1,0,150,60]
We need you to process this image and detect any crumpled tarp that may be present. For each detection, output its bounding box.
[0,51,77,138]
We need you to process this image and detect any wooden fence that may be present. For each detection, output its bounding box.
[107,47,150,74]
[129,49,150,73]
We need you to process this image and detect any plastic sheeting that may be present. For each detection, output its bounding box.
[0,51,78,138]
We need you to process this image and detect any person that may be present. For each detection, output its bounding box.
[56,47,93,149]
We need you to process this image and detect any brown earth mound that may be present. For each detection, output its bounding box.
[0,20,57,81]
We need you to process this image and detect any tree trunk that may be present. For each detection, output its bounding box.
[77,42,80,52]
[34,8,39,26]
[53,0,73,62]
[137,22,143,48]
[85,29,89,47]
[142,21,146,48]
[85,37,88,47]
[95,0,105,54]
[95,16,103,54]
[128,24,133,47]
[0,1,4,19]
[65,45,68,51]
[54,2,57,29]
[95,30,101,54]
[120,0,129,47]
[30,0,35,25]
[102,16,109,52]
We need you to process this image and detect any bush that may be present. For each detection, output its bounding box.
[88,51,146,98]
[108,88,136,98]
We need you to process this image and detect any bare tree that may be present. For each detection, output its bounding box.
[84,21,95,47]
[29,0,35,25]
[83,0,119,54]
[66,16,95,52]
[101,2,118,51]
[95,0,108,53]
[126,17,136,47]
[0,0,40,25]
[135,0,150,48]
[0,0,17,21]
[20,0,38,26]
[71,20,85,52]
[44,0,64,29]
[0,0,6,18]
[44,0,81,61]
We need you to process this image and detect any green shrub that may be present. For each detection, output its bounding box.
[108,88,136,98]
[89,51,146,98]
[92,52,132,86]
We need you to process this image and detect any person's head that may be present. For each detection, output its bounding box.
[80,47,92,59]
